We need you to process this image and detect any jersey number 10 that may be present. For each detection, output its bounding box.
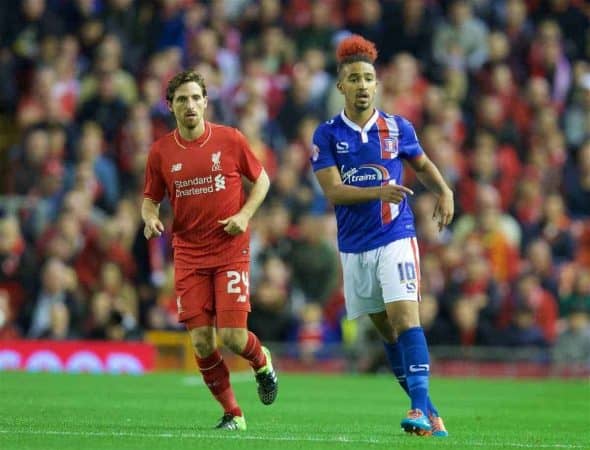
[397,262,417,292]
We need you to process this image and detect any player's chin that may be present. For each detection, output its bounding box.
[183,117,198,128]
[354,100,372,110]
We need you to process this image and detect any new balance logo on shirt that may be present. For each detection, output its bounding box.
[171,163,183,172]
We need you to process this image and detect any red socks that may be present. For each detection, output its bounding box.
[239,332,267,371]
[195,333,267,416]
[196,350,242,417]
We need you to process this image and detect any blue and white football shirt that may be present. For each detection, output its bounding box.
[311,109,424,253]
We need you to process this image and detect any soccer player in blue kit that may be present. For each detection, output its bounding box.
[310,35,454,437]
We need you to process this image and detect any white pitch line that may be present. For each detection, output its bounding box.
[0,429,585,448]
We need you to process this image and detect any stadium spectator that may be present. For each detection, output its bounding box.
[563,141,590,218]
[0,289,21,339]
[432,0,489,74]
[0,216,38,328]
[500,302,549,351]
[552,304,590,367]
[287,213,340,305]
[558,268,590,317]
[39,301,77,340]
[380,0,435,67]
[249,256,296,343]
[521,193,575,264]
[27,257,80,339]
[453,185,521,283]
[524,239,560,299]
[501,272,559,344]
[76,70,129,143]
[418,293,452,346]
[563,69,590,149]
[440,246,502,346]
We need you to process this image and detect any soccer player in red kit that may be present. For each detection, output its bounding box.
[142,70,277,430]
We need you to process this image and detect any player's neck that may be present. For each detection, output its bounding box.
[343,107,375,128]
[177,121,206,141]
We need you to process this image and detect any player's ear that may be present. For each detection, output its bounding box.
[336,81,343,93]
[167,100,173,113]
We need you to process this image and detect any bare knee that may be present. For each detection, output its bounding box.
[369,311,397,342]
[218,328,248,353]
[385,301,421,336]
[189,327,216,358]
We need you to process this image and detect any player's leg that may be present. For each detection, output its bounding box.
[177,267,245,430]
[369,312,440,423]
[218,314,278,405]
[369,312,407,389]
[187,322,245,430]
[378,238,447,437]
[215,262,278,406]
[385,300,432,434]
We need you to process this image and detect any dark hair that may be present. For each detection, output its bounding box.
[335,35,378,75]
[165,70,207,103]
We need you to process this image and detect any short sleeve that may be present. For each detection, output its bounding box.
[143,144,166,202]
[397,116,424,160]
[235,129,263,182]
[310,123,336,171]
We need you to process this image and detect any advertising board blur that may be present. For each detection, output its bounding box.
[0,340,155,374]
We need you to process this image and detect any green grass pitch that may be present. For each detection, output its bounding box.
[1,371,588,450]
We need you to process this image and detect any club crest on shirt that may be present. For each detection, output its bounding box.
[383,137,398,156]
[211,151,222,171]
[171,163,183,172]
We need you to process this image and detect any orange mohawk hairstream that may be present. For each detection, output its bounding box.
[336,35,378,64]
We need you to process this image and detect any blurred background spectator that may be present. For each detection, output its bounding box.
[0,0,589,367]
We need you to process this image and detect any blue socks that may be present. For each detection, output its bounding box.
[383,340,410,395]
[384,327,438,416]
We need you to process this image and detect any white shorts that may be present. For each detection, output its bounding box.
[340,237,421,320]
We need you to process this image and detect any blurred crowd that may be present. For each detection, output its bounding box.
[0,0,589,366]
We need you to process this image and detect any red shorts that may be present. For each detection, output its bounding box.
[174,261,251,328]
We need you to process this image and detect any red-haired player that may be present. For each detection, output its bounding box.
[142,71,277,430]
[310,35,453,437]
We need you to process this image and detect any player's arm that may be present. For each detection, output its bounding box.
[314,166,413,205]
[219,169,270,236]
[141,198,165,239]
[408,154,454,230]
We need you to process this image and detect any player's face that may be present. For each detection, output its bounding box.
[170,81,208,130]
[338,62,377,112]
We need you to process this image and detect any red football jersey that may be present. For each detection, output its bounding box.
[143,122,263,268]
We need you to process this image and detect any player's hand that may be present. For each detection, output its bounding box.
[379,184,414,204]
[219,212,249,236]
[433,189,454,231]
[144,217,164,239]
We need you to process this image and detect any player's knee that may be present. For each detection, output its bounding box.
[192,339,216,358]
[389,303,420,334]
[392,316,420,334]
[189,328,216,357]
[218,328,248,353]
